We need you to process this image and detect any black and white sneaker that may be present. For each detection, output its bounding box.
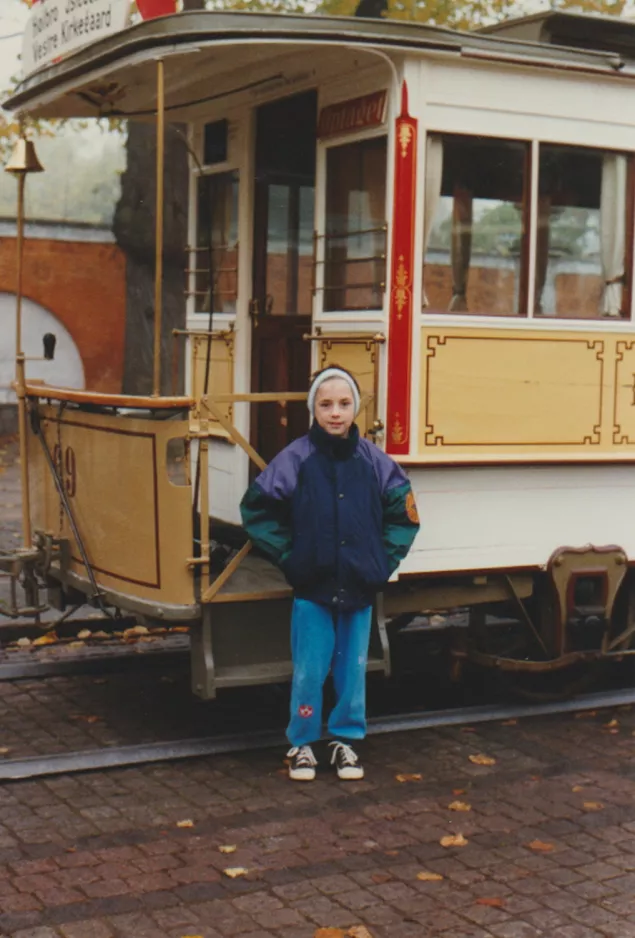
[287,745,317,781]
[329,741,364,780]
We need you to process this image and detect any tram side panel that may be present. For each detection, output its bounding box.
[27,402,197,615]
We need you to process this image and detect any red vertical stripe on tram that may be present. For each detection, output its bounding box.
[386,81,417,456]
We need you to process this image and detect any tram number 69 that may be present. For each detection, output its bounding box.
[52,444,77,498]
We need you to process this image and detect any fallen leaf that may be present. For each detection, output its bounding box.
[527,840,554,853]
[575,710,596,718]
[347,927,374,938]
[313,930,346,938]
[77,629,92,640]
[93,631,110,640]
[469,754,496,766]
[461,727,477,733]
[605,719,619,728]
[0,747,9,755]
[417,870,444,881]
[384,850,399,857]
[583,802,604,811]
[476,897,505,908]
[223,867,248,878]
[370,873,392,884]
[440,833,468,848]
[16,637,31,648]
[176,819,194,828]
[448,801,472,812]
[218,844,237,854]
[68,641,86,649]
[395,773,422,783]
[33,633,58,646]
[501,719,517,726]
[572,785,584,792]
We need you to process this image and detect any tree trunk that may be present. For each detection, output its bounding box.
[113,121,190,396]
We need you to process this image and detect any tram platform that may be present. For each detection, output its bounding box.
[1,439,635,937]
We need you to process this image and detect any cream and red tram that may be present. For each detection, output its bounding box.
[5,8,635,697]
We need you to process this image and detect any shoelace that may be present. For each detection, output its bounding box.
[287,746,317,767]
[329,741,358,766]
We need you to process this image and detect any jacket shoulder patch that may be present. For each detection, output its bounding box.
[406,490,420,524]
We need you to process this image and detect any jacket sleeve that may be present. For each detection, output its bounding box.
[382,478,420,576]
[239,481,292,566]
[239,446,302,566]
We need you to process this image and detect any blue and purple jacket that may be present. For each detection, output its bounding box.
[240,421,420,611]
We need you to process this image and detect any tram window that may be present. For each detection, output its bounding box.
[423,134,528,316]
[194,171,239,314]
[535,145,630,319]
[324,136,387,312]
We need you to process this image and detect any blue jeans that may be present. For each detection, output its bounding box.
[286,597,372,747]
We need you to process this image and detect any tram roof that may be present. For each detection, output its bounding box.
[4,9,635,120]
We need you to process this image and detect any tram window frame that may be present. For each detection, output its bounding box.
[319,131,388,314]
[192,169,239,316]
[422,132,531,318]
[533,143,634,322]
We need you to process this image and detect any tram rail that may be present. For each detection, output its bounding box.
[1,686,634,783]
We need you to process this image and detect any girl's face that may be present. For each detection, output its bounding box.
[314,377,356,437]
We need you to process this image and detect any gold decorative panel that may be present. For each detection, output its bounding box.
[613,340,635,445]
[191,330,235,426]
[28,405,195,606]
[417,327,631,457]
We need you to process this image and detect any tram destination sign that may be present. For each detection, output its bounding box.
[317,90,388,138]
[21,0,130,78]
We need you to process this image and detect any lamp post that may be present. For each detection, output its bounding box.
[5,136,44,550]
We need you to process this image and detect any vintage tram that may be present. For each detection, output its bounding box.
[4,7,635,698]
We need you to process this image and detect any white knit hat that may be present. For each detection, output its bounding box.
[307,367,361,417]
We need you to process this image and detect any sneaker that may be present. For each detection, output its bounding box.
[329,741,364,780]
[287,745,317,781]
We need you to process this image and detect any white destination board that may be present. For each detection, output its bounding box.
[21,0,130,78]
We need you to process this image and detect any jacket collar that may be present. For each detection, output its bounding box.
[309,420,360,460]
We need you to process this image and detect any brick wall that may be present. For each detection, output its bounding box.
[0,234,126,392]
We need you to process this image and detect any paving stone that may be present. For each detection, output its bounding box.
[58,921,115,938]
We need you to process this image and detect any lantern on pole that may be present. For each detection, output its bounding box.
[5,134,44,550]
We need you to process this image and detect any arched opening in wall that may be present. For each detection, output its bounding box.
[0,293,85,405]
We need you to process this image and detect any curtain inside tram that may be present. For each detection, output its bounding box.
[600,154,627,318]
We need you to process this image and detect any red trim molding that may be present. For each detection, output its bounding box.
[386,82,417,455]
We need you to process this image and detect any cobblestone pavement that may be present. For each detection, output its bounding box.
[4,442,635,937]
[1,689,635,938]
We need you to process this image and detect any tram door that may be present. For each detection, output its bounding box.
[250,91,317,466]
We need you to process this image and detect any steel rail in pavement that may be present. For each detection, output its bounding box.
[1,686,635,782]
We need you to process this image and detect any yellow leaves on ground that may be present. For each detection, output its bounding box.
[440,833,468,848]
[223,867,248,878]
[218,844,237,854]
[395,773,422,783]
[468,754,496,766]
[448,801,472,812]
[572,785,584,792]
[583,801,604,811]
[32,632,58,646]
[417,870,444,881]
[176,819,194,828]
[0,747,10,756]
[527,839,555,853]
